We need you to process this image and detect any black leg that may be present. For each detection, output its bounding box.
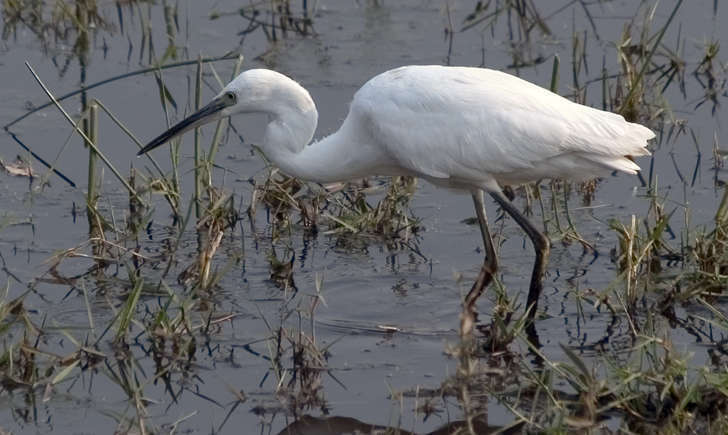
[489,190,550,320]
[461,190,498,336]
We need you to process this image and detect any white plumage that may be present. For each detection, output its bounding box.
[139,65,654,335]
[329,66,651,189]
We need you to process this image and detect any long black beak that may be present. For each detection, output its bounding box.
[137,96,229,156]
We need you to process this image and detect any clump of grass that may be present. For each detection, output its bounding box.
[177,186,240,291]
[612,337,728,433]
[613,0,684,123]
[0,286,107,419]
[527,180,594,251]
[450,323,728,433]
[461,0,551,40]
[210,0,314,43]
[609,194,677,300]
[247,169,317,240]
[325,176,421,241]
[249,278,333,420]
[606,180,728,313]
[2,0,108,50]
[686,186,728,294]
[248,166,421,244]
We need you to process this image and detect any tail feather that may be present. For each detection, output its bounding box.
[597,156,642,174]
[627,123,654,156]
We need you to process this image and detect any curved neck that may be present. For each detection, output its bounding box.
[261,115,391,184]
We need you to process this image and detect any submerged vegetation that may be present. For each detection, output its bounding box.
[1,0,727,433]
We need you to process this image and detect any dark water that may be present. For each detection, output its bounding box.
[1,1,726,433]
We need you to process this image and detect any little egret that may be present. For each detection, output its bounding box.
[138,66,654,335]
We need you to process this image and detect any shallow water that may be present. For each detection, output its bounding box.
[1,0,727,433]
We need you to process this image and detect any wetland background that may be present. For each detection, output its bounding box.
[1,0,728,433]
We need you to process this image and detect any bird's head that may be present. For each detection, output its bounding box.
[137,69,316,156]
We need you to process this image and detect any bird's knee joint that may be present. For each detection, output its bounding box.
[537,234,551,253]
[486,258,498,275]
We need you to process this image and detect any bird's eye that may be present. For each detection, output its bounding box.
[224,92,236,104]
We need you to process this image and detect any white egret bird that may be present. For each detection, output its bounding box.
[138,66,654,334]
